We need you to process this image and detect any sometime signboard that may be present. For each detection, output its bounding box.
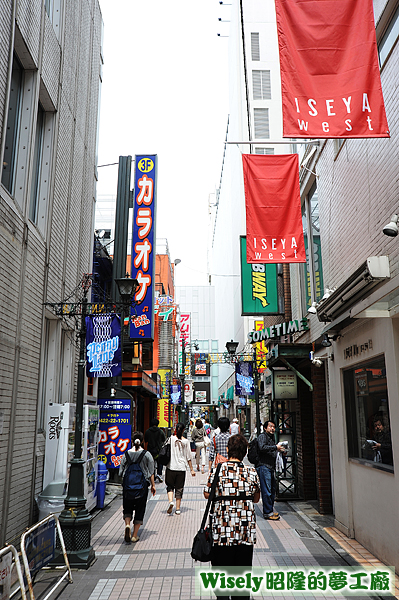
[248,317,309,344]
[130,155,157,340]
[240,236,280,315]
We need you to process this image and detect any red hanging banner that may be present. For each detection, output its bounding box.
[275,0,390,139]
[243,154,306,264]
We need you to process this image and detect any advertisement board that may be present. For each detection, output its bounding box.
[86,314,121,377]
[240,237,280,315]
[98,396,132,469]
[274,371,298,399]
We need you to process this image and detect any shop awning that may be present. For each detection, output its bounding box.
[266,343,313,391]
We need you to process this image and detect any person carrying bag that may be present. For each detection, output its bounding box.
[191,418,207,473]
[191,463,222,561]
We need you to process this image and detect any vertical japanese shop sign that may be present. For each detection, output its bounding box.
[158,369,171,427]
[98,397,132,469]
[240,236,280,315]
[275,0,389,138]
[255,320,268,373]
[303,233,324,310]
[130,155,157,340]
[179,313,191,374]
[86,314,121,377]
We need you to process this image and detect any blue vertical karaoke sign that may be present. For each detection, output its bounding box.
[130,155,157,340]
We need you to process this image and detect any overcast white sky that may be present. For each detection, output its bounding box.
[96,1,230,286]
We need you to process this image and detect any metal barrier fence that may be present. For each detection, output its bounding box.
[0,544,27,600]
[0,514,73,600]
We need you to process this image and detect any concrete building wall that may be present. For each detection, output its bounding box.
[0,0,102,544]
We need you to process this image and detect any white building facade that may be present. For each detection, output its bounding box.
[210,0,291,424]
[0,0,103,544]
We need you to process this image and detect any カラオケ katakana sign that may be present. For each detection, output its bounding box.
[130,155,157,341]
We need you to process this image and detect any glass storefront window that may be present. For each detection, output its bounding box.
[344,356,393,471]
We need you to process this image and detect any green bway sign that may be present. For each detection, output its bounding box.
[240,236,280,316]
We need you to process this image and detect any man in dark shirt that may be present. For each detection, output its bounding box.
[372,418,393,466]
[144,418,166,483]
[256,420,285,520]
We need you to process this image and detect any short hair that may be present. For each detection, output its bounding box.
[175,422,185,439]
[263,420,275,429]
[218,416,230,433]
[150,418,159,427]
[195,418,203,429]
[227,434,248,461]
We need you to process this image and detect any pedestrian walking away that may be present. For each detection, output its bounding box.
[144,417,166,482]
[118,431,156,544]
[191,418,207,473]
[165,422,196,515]
[208,416,230,471]
[230,417,239,435]
[255,420,285,520]
[204,434,261,600]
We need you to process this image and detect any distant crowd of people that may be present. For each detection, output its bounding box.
[119,416,285,551]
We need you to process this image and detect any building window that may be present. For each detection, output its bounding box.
[254,108,269,139]
[2,55,23,194]
[252,70,271,100]
[29,103,45,223]
[301,181,324,310]
[45,0,63,40]
[87,377,94,396]
[255,147,274,154]
[378,3,399,67]
[251,33,260,61]
[334,138,345,157]
[344,356,393,471]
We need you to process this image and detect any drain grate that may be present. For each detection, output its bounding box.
[295,529,320,539]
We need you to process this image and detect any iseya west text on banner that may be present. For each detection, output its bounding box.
[243,154,306,264]
[130,155,157,340]
[275,0,389,139]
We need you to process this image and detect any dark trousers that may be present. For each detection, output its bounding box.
[156,459,163,477]
[211,544,253,599]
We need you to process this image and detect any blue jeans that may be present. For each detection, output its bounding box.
[256,464,275,516]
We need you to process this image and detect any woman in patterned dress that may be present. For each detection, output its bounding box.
[204,434,261,600]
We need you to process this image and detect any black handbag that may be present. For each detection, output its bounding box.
[157,437,171,466]
[191,463,222,562]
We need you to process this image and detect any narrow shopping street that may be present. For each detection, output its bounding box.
[33,473,399,600]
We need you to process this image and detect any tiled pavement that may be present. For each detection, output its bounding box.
[34,471,399,600]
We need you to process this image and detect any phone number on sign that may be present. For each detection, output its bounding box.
[100,417,129,424]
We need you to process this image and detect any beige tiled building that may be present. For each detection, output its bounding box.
[0,0,103,544]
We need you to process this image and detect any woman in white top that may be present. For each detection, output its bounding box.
[165,422,195,515]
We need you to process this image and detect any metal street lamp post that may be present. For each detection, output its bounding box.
[52,281,94,569]
[49,274,138,568]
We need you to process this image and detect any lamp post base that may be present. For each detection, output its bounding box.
[51,459,95,569]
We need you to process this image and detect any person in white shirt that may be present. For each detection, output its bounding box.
[165,422,196,515]
[230,418,240,435]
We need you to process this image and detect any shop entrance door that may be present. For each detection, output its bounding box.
[274,406,298,498]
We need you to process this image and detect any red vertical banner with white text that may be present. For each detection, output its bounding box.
[275,0,390,139]
[243,154,306,264]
